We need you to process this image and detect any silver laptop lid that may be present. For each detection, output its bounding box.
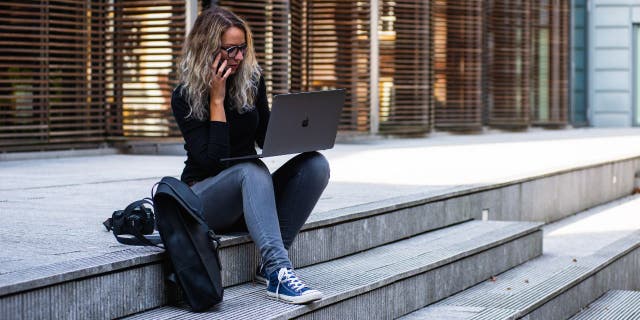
[261,89,345,157]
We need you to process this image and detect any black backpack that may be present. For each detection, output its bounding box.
[105,176,224,311]
[153,176,224,311]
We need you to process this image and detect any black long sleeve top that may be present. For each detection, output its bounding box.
[171,76,270,184]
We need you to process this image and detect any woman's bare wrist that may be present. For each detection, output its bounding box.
[209,100,226,122]
[210,101,223,109]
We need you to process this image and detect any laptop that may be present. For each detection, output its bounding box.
[221,89,345,161]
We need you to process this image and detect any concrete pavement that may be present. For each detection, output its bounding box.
[2,128,640,277]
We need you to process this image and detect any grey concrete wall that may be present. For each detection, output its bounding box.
[0,263,165,320]
[589,0,640,127]
[450,157,640,223]
[218,156,640,287]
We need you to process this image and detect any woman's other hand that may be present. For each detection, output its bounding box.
[209,52,232,121]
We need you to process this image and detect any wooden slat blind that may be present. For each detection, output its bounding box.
[531,0,569,126]
[0,0,107,151]
[486,0,532,128]
[432,0,483,131]
[214,1,290,98]
[289,0,304,94]
[104,0,185,138]
[293,0,372,133]
[0,1,575,153]
[215,1,373,133]
[378,0,432,135]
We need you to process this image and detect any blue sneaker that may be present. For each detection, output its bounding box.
[266,267,322,304]
[254,263,267,285]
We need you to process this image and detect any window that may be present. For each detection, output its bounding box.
[634,24,640,126]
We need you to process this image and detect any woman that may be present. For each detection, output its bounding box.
[171,6,329,305]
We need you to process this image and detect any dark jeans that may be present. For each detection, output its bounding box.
[190,152,330,276]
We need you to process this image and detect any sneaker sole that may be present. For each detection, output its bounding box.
[266,290,322,304]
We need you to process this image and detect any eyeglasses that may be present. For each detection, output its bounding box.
[221,44,247,58]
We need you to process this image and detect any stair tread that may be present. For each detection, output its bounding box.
[125,220,541,320]
[401,195,640,320]
[0,188,458,296]
[570,290,640,319]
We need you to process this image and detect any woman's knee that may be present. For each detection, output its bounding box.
[302,152,330,184]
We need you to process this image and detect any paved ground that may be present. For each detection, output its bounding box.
[544,194,640,257]
[2,128,640,277]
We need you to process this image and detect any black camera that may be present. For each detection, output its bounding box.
[104,205,155,236]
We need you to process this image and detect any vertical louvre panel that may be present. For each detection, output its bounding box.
[290,0,304,93]
[378,0,432,135]
[487,0,532,128]
[216,1,290,97]
[531,0,569,126]
[433,0,483,130]
[216,0,373,133]
[0,1,576,153]
[299,0,371,133]
[0,0,107,152]
[105,0,184,138]
[554,0,570,126]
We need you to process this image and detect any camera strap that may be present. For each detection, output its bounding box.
[104,198,163,247]
[114,228,163,247]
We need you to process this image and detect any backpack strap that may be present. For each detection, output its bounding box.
[154,178,207,226]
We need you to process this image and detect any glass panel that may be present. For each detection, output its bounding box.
[537,28,550,121]
[571,0,588,126]
[635,24,640,126]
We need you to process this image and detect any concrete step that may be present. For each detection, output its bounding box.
[3,143,638,319]
[569,290,640,319]
[0,188,478,320]
[124,220,542,319]
[400,195,640,320]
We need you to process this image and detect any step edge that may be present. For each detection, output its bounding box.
[134,222,542,319]
[0,248,164,297]
[0,221,542,299]
[413,231,640,319]
[277,225,543,319]
[3,148,631,293]
[302,153,640,232]
[569,290,640,320]
[514,231,640,318]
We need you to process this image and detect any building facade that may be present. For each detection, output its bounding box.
[581,0,640,127]
[1,1,580,153]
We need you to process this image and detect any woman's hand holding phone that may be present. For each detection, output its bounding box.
[209,52,231,122]
[210,52,232,100]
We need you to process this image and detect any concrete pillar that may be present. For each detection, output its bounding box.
[370,0,379,135]
[185,0,198,36]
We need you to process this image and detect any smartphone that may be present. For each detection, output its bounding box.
[216,59,226,73]
[215,52,229,74]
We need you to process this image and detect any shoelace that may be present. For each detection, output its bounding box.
[275,268,307,299]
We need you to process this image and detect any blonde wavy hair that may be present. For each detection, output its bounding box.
[178,6,261,120]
